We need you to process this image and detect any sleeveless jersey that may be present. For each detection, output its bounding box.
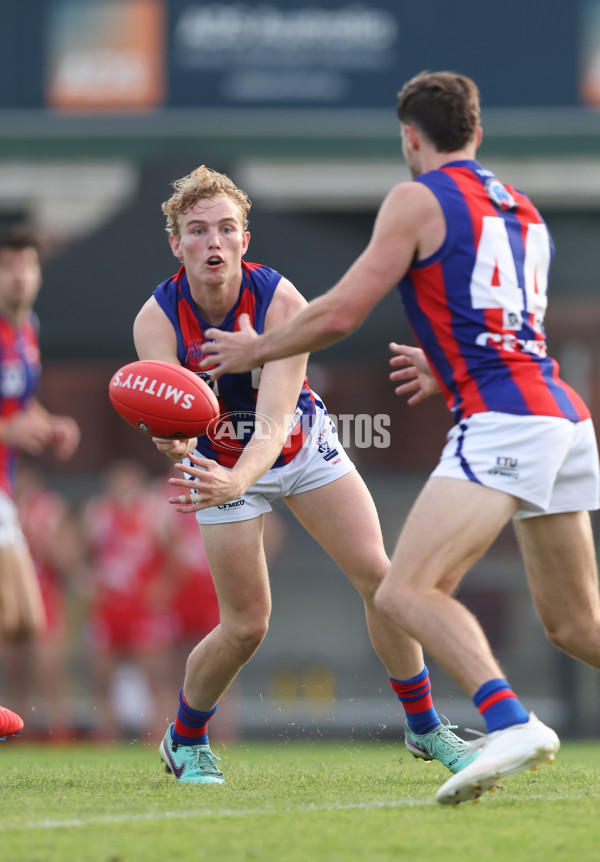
[153,261,317,468]
[0,313,41,495]
[397,160,590,424]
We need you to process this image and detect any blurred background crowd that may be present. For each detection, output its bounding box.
[1,0,600,742]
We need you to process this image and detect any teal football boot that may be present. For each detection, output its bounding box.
[160,723,224,785]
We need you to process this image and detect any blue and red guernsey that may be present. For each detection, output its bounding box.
[0,313,41,495]
[153,261,317,468]
[397,160,590,423]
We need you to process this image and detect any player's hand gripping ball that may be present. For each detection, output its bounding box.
[109,360,219,439]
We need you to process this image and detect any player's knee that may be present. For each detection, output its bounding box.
[545,626,575,655]
[373,580,388,615]
[374,580,411,626]
[236,622,268,660]
[541,602,600,655]
[226,614,269,659]
[351,557,389,603]
[356,571,385,603]
[543,617,590,655]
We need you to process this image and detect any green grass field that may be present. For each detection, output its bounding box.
[2,738,600,862]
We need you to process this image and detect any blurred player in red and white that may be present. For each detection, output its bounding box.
[3,459,86,739]
[0,227,80,738]
[82,460,175,740]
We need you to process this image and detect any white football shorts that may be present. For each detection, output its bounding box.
[431,412,600,519]
[193,402,355,524]
[0,490,27,547]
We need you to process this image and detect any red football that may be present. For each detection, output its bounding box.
[108,359,219,439]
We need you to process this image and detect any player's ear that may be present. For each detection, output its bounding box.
[241,230,251,257]
[168,234,183,260]
[405,125,420,151]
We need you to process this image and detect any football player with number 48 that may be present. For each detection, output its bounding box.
[203,71,600,805]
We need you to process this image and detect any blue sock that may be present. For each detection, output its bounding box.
[390,666,441,735]
[171,690,217,746]
[473,679,529,732]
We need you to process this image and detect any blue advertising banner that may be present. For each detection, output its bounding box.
[168,2,400,107]
[165,0,581,110]
[0,0,589,111]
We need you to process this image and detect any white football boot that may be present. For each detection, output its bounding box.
[436,713,560,805]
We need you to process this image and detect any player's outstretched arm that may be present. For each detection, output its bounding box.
[201,312,261,376]
[201,182,427,380]
[201,286,350,379]
[389,342,441,405]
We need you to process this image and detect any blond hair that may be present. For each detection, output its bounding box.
[161,165,251,237]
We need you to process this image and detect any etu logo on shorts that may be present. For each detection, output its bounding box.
[496,457,518,469]
[489,456,519,479]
